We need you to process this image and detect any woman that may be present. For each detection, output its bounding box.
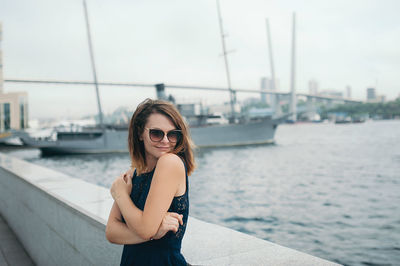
[106,98,195,266]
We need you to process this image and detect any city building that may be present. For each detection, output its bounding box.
[367,87,376,102]
[346,85,352,98]
[0,92,29,131]
[366,87,387,103]
[0,22,29,131]
[308,79,319,95]
[376,95,386,103]
[260,77,279,105]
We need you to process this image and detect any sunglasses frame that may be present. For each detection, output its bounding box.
[145,128,182,143]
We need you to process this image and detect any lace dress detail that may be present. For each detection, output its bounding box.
[120,159,189,266]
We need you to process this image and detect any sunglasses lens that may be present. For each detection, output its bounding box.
[149,129,164,142]
[167,131,182,143]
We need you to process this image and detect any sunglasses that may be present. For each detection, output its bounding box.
[145,128,182,143]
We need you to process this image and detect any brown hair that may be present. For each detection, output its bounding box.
[128,98,196,175]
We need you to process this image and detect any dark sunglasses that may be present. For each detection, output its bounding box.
[145,128,182,143]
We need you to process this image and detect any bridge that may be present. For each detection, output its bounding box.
[4,78,362,121]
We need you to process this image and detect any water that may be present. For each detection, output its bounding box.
[3,120,400,266]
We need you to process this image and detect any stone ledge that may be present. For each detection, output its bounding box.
[0,152,340,265]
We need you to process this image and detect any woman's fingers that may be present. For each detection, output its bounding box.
[126,174,132,185]
[167,223,178,233]
[163,216,176,227]
[163,215,181,232]
[166,216,179,227]
[160,220,178,233]
[157,212,183,237]
[167,212,184,225]
[124,168,134,178]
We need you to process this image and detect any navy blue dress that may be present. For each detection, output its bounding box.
[120,162,189,266]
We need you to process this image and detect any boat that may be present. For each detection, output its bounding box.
[19,0,285,155]
[19,116,281,155]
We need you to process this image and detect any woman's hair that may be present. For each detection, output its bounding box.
[128,98,196,175]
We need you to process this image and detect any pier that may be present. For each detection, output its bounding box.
[0,152,339,265]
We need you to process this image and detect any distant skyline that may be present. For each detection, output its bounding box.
[1,0,400,119]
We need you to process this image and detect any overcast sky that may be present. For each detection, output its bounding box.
[1,0,400,119]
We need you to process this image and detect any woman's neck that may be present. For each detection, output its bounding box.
[144,154,157,173]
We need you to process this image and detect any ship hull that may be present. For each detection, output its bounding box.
[21,118,278,155]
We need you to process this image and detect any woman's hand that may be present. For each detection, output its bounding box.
[110,173,132,200]
[152,212,184,240]
[124,168,134,179]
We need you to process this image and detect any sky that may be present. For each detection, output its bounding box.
[1,0,400,119]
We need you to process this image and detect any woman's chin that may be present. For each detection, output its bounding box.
[153,150,168,158]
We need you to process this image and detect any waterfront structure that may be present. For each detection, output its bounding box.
[0,22,28,131]
[0,153,341,265]
[319,90,344,98]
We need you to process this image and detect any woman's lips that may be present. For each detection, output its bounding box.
[156,146,170,151]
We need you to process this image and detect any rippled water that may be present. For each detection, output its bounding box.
[3,120,400,266]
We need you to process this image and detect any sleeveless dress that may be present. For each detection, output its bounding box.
[120,161,189,266]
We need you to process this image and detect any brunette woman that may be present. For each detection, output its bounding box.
[106,98,195,266]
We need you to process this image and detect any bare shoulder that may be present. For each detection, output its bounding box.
[156,153,185,173]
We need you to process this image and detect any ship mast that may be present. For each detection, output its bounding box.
[82,0,106,145]
[0,23,4,94]
[265,19,276,92]
[265,18,281,117]
[289,12,297,122]
[216,0,236,123]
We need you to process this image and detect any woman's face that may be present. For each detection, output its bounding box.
[141,112,177,162]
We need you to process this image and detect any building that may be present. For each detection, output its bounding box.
[366,87,387,103]
[260,77,279,105]
[376,95,386,103]
[346,85,352,98]
[0,22,29,131]
[0,23,3,94]
[0,93,28,131]
[308,79,319,95]
[367,87,376,102]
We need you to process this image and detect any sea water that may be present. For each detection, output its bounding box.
[4,120,400,266]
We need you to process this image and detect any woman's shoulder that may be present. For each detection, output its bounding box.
[156,153,185,171]
[157,153,184,165]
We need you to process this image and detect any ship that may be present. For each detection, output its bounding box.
[18,0,286,155]
[19,116,281,156]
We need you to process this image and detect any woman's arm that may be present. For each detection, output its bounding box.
[111,153,185,240]
[106,201,147,244]
[106,201,183,244]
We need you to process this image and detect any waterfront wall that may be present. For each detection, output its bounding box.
[0,153,339,265]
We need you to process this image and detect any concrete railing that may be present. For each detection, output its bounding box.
[0,153,339,265]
